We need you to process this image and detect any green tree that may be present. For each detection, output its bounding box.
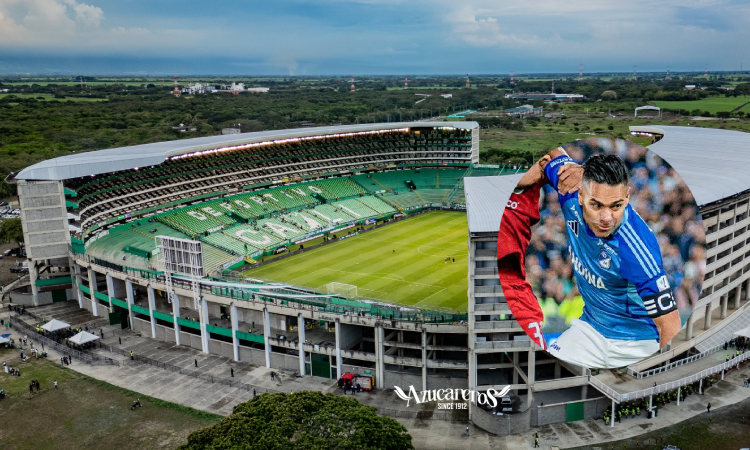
[0,218,23,246]
[179,391,414,450]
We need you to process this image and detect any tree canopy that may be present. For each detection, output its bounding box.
[0,218,23,246]
[178,391,414,450]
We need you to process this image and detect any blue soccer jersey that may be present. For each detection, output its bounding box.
[544,155,677,341]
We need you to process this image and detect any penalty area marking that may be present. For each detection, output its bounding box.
[413,287,447,307]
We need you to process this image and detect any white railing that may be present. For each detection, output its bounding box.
[628,344,725,378]
[592,351,750,403]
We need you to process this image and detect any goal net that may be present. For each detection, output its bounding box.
[326,282,358,299]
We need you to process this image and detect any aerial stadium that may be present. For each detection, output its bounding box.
[6,122,750,436]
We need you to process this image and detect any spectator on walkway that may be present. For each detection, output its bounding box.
[253,388,256,397]
[707,402,711,413]
[271,372,275,381]
[231,368,234,377]
[465,426,469,437]
[130,351,134,360]
[194,359,198,368]
[54,380,58,389]
[534,433,540,448]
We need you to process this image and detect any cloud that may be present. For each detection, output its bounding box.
[66,0,103,28]
[446,6,534,47]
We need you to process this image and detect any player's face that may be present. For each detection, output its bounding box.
[579,181,630,238]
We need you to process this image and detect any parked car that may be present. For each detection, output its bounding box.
[500,397,513,413]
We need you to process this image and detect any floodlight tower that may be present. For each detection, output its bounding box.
[579,63,583,81]
[510,71,514,84]
[632,66,637,81]
[404,76,409,89]
[465,73,470,88]
[349,76,357,92]
[665,67,670,81]
[173,77,180,96]
[705,64,708,79]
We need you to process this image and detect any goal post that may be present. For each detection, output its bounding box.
[326,282,358,299]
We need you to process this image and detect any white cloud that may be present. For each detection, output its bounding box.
[446,6,535,47]
[67,0,103,28]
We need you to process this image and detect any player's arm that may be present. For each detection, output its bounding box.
[515,148,566,188]
[535,147,584,194]
[618,223,681,348]
[652,310,681,349]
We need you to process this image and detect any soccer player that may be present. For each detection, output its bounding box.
[506,148,682,369]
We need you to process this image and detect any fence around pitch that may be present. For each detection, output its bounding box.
[71,251,470,325]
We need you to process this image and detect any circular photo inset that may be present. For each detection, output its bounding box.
[497,138,705,369]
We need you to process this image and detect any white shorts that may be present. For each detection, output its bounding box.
[546,319,660,369]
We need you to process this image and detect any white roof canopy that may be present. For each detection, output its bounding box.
[0,336,10,345]
[733,327,750,339]
[41,319,70,332]
[68,331,100,345]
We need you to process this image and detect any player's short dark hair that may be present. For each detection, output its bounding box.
[582,154,629,187]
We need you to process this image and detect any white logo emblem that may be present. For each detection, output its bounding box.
[598,250,611,269]
[657,275,670,291]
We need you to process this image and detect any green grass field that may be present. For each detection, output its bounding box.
[241,210,469,312]
[652,96,750,114]
[0,348,220,450]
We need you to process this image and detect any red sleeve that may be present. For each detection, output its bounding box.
[496,182,546,349]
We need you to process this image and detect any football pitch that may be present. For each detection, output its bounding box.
[241,210,469,312]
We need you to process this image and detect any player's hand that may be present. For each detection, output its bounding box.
[557,163,583,195]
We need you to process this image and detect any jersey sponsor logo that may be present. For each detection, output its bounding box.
[656,275,670,291]
[549,342,562,352]
[598,249,612,269]
[567,220,579,237]
[570,248,607,290]
[506,200,519,209]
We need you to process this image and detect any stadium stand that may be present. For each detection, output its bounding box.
[379,191,426,210]
[69,128,473,230]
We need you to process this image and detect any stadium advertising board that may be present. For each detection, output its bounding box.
[364,219,377,225]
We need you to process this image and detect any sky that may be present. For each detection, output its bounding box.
[0,0,748,75]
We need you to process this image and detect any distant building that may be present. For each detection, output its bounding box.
[222,128,241,135]
[503,104,543,118]
[217,83,269,95]
[300,121,316,128]
[504,93,584,102]
[685,85,696,90]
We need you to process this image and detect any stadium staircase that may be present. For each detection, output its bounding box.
[695,307,750,353]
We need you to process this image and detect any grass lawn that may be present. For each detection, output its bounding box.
[241,210,469,312]
[0,348,220,450]
[568,396,750,450]
[652,96,750,114]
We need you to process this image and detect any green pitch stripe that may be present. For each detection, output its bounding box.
[243,211,470,311]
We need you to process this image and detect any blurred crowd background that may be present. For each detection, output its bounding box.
[525,138,706,337]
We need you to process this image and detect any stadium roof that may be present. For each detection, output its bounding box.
[631,125,750,206]
[15,121,479,181]
[464,174,523,234]
[465,125,750,233]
